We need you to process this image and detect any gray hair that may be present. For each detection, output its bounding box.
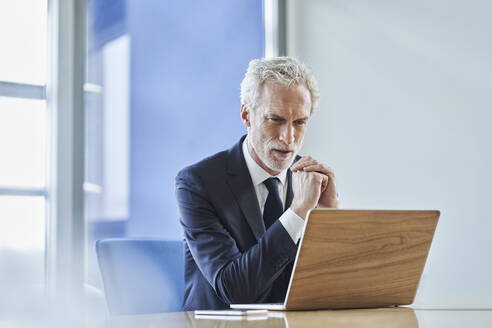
[240,57,319,113]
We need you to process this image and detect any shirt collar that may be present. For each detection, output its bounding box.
[242,136,288,187]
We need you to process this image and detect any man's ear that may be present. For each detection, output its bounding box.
[240,104,251,128]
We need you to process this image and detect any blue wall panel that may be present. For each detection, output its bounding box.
[127,1,264,239]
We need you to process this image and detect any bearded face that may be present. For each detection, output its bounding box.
[242,81,311,175]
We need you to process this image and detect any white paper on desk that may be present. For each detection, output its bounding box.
[194,309,268,316]
[194,309,268,320]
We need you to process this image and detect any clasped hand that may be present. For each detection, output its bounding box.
[289,156,339,219]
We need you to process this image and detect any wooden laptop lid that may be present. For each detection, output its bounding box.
[285,209,440,310]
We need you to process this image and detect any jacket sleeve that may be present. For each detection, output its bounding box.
[175,168,298,305]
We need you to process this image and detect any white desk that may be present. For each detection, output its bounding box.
[105,308,492,328]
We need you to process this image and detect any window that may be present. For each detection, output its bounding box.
[0,1,48,288]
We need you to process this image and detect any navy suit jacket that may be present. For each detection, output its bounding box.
[175,135,299,310]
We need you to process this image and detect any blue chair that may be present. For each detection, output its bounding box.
[96,238,184,315]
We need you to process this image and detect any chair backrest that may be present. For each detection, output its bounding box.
[96,238,184,315]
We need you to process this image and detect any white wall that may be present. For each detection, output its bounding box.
[287,0,492,308]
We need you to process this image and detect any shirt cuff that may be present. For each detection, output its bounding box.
[279,208,305,243]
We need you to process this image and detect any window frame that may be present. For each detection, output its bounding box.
[264,0,286,57]
[44,0,87,302]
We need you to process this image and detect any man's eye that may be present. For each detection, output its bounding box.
[269,118,283,122]
[294,120,306,125]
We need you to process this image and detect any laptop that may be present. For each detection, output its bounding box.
[231,209,440,311]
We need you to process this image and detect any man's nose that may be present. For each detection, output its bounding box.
[279,124,295,145]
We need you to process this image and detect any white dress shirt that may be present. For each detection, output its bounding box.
[242,136,305,243]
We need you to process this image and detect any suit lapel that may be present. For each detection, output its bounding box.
[226,136,265,241]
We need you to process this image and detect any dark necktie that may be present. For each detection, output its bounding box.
[263,177,283,229]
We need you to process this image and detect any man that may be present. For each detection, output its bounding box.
[175,57,339,310]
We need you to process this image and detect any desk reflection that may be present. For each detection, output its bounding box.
[107,307,418,328]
